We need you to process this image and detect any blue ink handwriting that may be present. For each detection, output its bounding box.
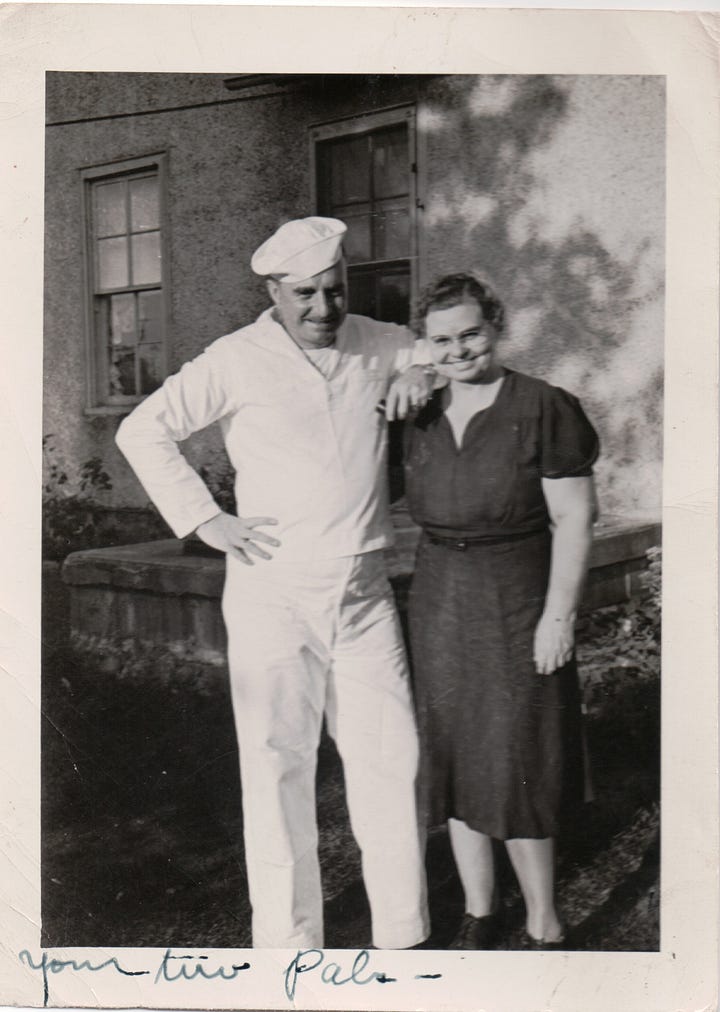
[284,948,396,1001]
[20,945,439,1006]
[19,948,150,1007]
[154,948,251,984]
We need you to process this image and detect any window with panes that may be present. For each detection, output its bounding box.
[314,109,417,498]
[82,157,168,409]
[314,109,416,325]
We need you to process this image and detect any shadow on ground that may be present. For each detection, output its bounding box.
[41,636,659,952]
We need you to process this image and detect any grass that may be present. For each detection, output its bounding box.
[41,592,660,951]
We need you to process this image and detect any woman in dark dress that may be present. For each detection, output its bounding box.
[404,274,599,950]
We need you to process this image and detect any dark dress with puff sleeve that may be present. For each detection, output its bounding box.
[404,370,599,840]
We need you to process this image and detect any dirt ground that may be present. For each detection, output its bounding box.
[41,625,659,953]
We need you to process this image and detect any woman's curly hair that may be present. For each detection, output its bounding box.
[412,273,505,337]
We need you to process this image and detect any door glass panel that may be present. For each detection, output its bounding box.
[378,269,410,324]
[130,176,160,232]
[131,231,162,285]
[95,180,126,237]
[334,206,372,262]
[374,201,410,260]
[97,236,129,289]
[347,268,377,318]
[373,126,409,199]
[328,135,370,205]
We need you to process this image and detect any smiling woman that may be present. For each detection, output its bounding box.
[404,272,600,951]
[416,276,507,442]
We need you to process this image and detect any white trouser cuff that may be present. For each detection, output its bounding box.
[372,913,431,950]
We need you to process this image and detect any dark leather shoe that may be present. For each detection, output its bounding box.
[449,913,499,950]
[522,926,569,950]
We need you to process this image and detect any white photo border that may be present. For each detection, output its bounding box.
[1,5,718,1010]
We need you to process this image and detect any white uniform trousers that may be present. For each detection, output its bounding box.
[222,550,429,949]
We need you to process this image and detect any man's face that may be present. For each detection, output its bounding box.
[268,260,348,349]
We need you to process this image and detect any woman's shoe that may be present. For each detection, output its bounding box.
[449,913,499,950]
[522,925,569,951]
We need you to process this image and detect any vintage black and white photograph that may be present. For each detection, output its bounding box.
[1,6,718,1011]
[41,69,663,953]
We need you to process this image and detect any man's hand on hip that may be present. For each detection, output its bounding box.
[384,365,435,420]
[196,511,280,565]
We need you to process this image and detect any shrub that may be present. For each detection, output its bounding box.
[42,436,114,560]
[578,545,661,717]
[198,457,237,515]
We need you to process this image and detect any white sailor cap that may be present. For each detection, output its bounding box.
[250,217,347,283]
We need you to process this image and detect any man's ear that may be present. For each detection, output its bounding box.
[266,277,280,306]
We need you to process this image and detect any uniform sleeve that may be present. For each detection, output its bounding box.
[540,385,600,478]
[115,341,238,538]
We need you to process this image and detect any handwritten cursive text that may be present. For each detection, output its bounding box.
[284,948,396,1001]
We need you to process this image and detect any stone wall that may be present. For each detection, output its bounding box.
[61,518,661,668]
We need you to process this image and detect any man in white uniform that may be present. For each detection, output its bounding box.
[116,217,432,950]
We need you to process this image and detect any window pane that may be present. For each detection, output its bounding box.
[88,163,168,405]
[97,236,129,290]
[334,207,372,262]
[347,269,377,318]
[138,290,163,345]
[94,296,110,398]
[347,264,410,323]
[130,176,160,232]
[374,201,410,260]
[94,180,127,237]
[131,231,162,285]
[373,126,409,200]
[109,349,137,397]
[139,343,163,395]
[110,292,136,347]
[378,269,410,324]
[327,136,371,205]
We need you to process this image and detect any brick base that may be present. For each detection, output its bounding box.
[61,517,661,666]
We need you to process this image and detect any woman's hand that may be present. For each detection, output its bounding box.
[535,474,596,674]
[533,612,575,675]
[196,511,280,565]
[384,366,435,420]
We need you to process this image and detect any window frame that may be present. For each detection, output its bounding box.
[309,105,419,320]
[80,153,170,415]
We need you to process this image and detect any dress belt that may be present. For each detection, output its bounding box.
[424,528,546,552]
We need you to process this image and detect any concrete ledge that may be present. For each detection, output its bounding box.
[62,517,661,664]
[63,538,225,597]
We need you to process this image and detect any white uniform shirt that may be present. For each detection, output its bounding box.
[116,309,427,561]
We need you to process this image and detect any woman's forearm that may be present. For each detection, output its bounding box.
[543,510,594,620]
[534,476,596,674]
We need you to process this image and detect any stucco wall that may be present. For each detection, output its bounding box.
[417,75,664,518]
[44,73,664,523]
[45,74,317,512]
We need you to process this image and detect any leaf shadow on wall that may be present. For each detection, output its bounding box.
[420,75,664,517]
